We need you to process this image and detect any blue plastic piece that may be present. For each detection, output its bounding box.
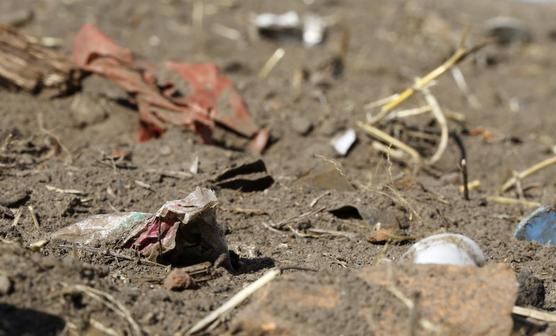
[514,206,556,245]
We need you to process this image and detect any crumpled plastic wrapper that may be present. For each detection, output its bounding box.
[51,187,228,265]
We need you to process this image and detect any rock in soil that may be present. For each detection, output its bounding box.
[164,268,194,291]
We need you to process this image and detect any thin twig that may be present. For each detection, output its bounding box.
[367,41,486,124]
[364,94,400,110]
[309,191,331,208]
[258,48,285,79]
[134,180,153,191]
[271,207,326,230]
[187,268,281,335]
[450,131,470,201]
[28,205,40,231]
[306,228,357,240]
[45,184,86,195]
[513,171,525,200]
[421,87,448,165]
[459,180,480,193]
[501,156,556,192]
[37,112,72,164]
[385,105,432,121]
[358,121,422,168]
[486,196,541,208]
[512,306,556,322]
[89,319,120,336]
[450,66,481,109]
[372,141,406,161]
[11,208,22,227]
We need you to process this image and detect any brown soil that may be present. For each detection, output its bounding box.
[2,0,556,335]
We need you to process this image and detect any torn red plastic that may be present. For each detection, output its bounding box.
[71,24,268,152]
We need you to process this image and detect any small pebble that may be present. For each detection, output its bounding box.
[163,268,194,291]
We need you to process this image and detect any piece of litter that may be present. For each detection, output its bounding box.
[254,12,327,47]
[211,159,274,192]
[51,187,229,266]
[71,24,267,152]
[303,14,326,47]
[514,206,556,245]
[402,233,486,267]
[330,128,357,156]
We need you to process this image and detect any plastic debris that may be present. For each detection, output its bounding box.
[483,17,532,46]
[330,128,357,156]
[51,187,229,265]
[514,206,556,245]
[211,159,274,192]
[402,233,486,267]
[71,24,268,152]
[254,12,326,47]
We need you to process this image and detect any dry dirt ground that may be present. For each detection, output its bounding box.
[2,0,556,335]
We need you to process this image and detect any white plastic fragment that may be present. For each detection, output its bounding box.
[254,12,326,47]
[330,128,357,156]
[402,233,486,267]
[254,11,300,30]
[303,14,326,46]
[51,212,151,245]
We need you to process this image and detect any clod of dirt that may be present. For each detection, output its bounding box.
[0,189,30,207]
[234,263,517,336]
[0,273,13,296]
[163,268,194,291]
[483,17,532,46]
[517,271,545,307]
[291,116,313,136]
[70,93,108,127]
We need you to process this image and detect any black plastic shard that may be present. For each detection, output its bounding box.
[328,205,363,220]
[212,159,274,192]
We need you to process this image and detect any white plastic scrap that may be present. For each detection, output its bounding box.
[254,11,326,47]
[254,11,300,30]
[303,14,326,47]
[51,212,151,245]
[402,233,486,267]
[330,128,357,156]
